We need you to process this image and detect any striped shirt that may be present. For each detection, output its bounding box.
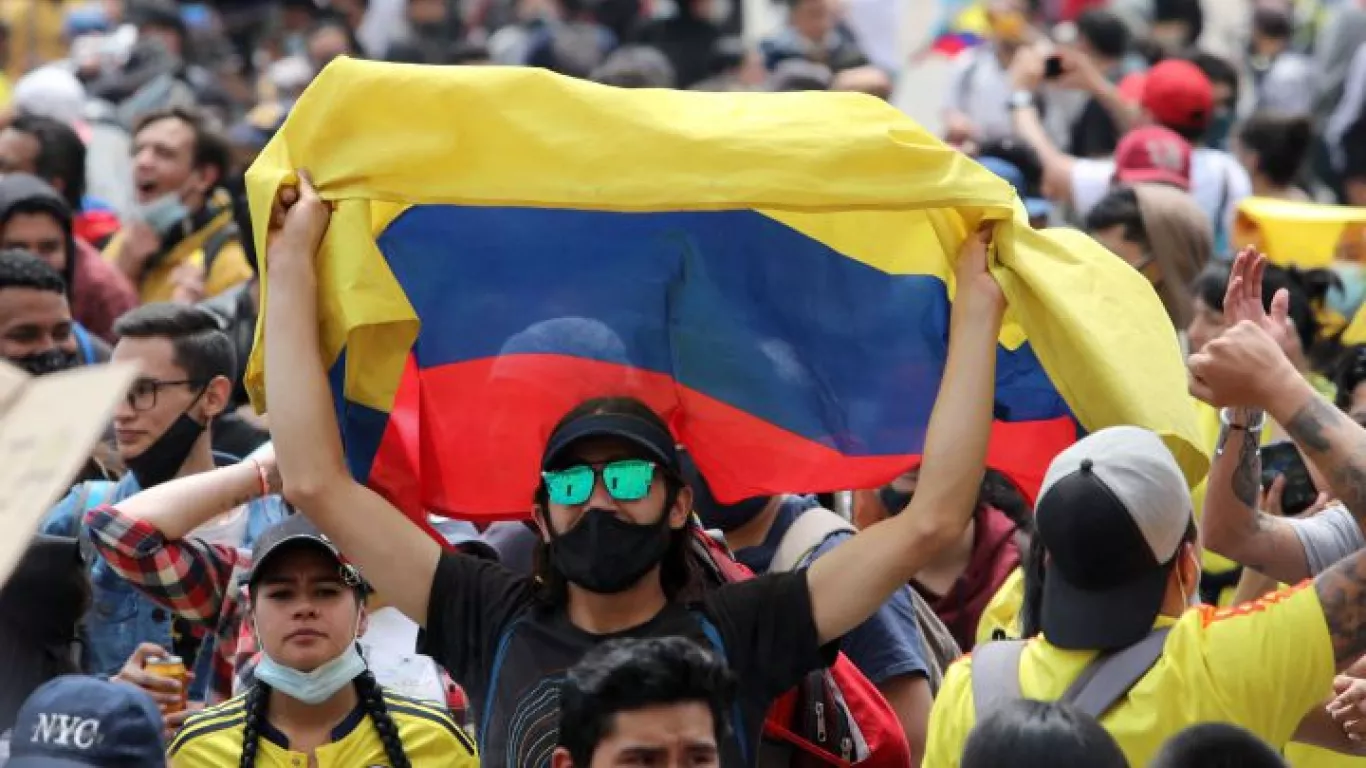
[168,686,478,767]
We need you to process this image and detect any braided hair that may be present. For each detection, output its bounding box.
[236,669,412,768]
[236,679,271,768]
[355,669,412,768]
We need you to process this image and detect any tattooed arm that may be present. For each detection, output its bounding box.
[1201,406,1312,582]
[1260,381,1366,668]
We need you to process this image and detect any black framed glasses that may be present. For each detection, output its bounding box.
[125,378,201,412]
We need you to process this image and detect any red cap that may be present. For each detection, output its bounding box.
[1117,72,1147,104]
[1113,126,1193,190]
[1141,60,1214,133]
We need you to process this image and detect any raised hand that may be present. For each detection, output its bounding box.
[266,169,332,272]
[1189,320,1298,409]
[1328,675,1366,741]
[954,222,1005,323]
[1223,246,1295,358]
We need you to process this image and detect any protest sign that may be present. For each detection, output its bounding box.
[0,361,137,590]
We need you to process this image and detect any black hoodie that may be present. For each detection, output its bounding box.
[0,173,78,298]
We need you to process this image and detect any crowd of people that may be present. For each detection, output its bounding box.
[0,0,1365,766]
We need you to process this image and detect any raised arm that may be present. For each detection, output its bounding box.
[115,451,279,540]
[86,455,279,625]
[1201,408,1314,580]
[807,224,1001,644]
[1007,47,1077,204]
[264,172,442,626]
[1200,250,1314,581]
[1192,311,1366,670]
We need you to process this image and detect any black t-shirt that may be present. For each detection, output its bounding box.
[425,552,834,767]
[1069,97,1121,159]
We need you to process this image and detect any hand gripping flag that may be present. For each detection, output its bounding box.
[244,58,1207,524]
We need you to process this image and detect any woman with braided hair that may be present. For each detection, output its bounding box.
[168,516,477,767]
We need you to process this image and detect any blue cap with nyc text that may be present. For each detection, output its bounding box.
[7,676,165,767]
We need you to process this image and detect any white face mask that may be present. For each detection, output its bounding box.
[134,192,190,235]
[253,612,366,704]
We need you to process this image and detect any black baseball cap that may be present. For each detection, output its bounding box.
[541,411,680,473]
[248,515,363,590]
[1035,426,1194,651]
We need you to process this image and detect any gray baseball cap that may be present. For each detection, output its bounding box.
[1035,426,1194,651]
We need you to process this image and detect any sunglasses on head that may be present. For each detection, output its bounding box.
[541,459,657,506]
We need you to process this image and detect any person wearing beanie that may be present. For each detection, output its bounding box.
[1086,183,1213,331]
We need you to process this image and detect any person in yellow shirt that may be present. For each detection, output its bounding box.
[168,516,479,767]
[924,422,1362,767]
[928,251,1366,767]
[104,106,254,304]
[1194,251,1366,768]
[1187,254,1339,605]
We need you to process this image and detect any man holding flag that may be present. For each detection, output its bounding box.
[262,169,1005,764]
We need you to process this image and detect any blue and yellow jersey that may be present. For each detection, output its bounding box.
[169,686,478,767]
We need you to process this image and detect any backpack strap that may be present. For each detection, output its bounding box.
[65,481,111,566]
[908,589,960,693]
[200,221,240,277]
[72,324,96,366]
[1215,162,1232,247]
[771,506,854,573]
[689,609,751,766]
[1061,627,1172,720]
[970,640,1026,720]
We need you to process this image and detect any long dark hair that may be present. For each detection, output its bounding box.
[0,536,89,731]
[1192,262,1342,369]
[237,671,410,768]
[532,397,697,606]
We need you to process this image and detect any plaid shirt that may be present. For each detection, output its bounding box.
[84,505,469,720]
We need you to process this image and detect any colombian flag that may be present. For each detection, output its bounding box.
[925,0,988,58]
[244,58,1206,523]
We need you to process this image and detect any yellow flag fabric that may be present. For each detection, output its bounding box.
[244,58,1208,502]
[1234,197,1366,269]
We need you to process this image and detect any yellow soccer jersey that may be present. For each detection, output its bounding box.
[926,582,1335,768]
[169,687,478,767]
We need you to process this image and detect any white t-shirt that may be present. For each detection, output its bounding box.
[1290,504,1366,576]
[360,607,447,706]
[190,506,250,549]
[1070,147,1252,250]
[843,0,902,75]
[944,46,1015,144]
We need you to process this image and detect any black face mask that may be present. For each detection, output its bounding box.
[126,408,206,489]
[12,348,79,376]
[679,451,770,532]
[879,484,912,516]
[549,507,673,594]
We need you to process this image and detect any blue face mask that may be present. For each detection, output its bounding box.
[253,639,367,704]
[1205,109,1234,151]
[135,192,190,236]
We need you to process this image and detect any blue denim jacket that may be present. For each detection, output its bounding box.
[39,455,287,696]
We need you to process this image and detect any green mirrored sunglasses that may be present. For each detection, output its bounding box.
[541,459,657,506]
